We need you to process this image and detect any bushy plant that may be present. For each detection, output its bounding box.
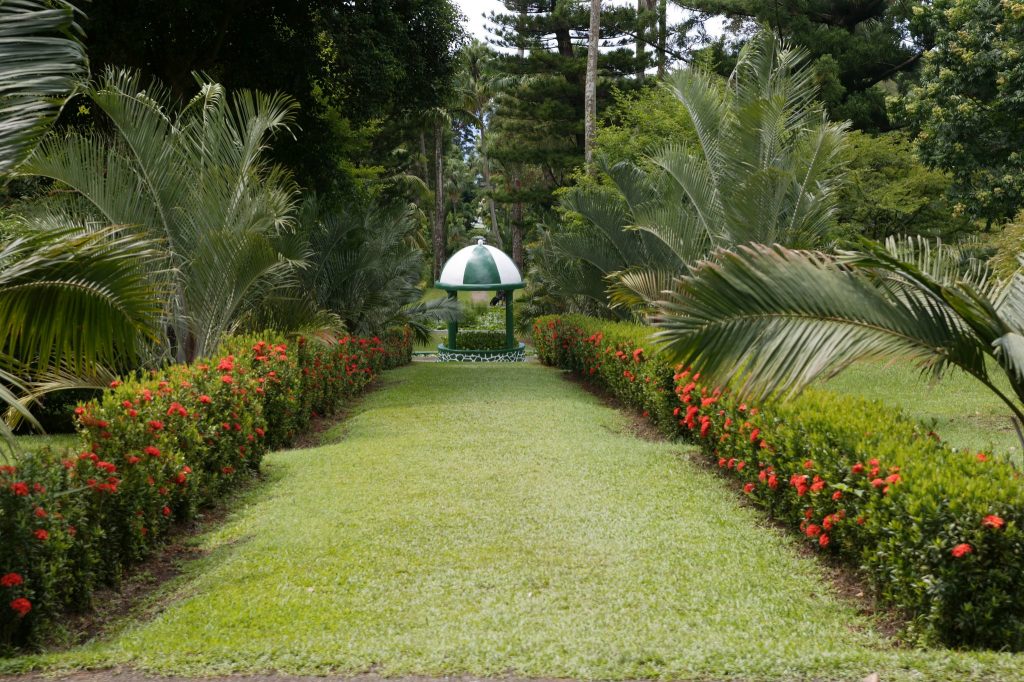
[0,329,409,650]
[456,330,508,350]
[534,314,1024,650]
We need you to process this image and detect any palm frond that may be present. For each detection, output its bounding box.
[0,0,88,173]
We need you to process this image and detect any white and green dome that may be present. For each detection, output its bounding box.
[436,238,524,291]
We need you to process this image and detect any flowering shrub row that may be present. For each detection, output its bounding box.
[0,330,409,650]
[534,314,1024,650]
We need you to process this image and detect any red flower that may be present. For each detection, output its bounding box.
[718,457,727,468]
[803,460,814,469]
[199,394,212,404]
[977,453,989,462]
[33,506,46,518]
[9,597,31,618]
[221,375,234,384]
[831,491,842,501]
[743,483,755,494]
[870,478,885,488]
[818,534,830,548]
[127,455,141,464]
[851,462,864,474]
[9,481,29,496]
[34,529,49,541]
[0,573,23,588]
[749,428,760,443]
[767,474,778,489]
[700,419,711,438]
[109,380,122,388]
[74,406,86,416]
[982,515,1005,530]
[144,445,161,457]
[809,476,825,492]
[805,524,821,538]
[885,473,902,484]
[951,543,973,558]
[162,506,172,517]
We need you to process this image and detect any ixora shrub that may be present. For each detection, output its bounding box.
[534,314,1024,650]
[0,329,408,650]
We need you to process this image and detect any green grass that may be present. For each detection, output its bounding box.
[4,364,1023,680]
[823,361,1020,462]
[12,433,78,455]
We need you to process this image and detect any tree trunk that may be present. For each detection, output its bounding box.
[511,196,525,272]
[479,127,503,248]
[657,0,667,78]
[635,0,647,81]
[585,0,601,172]
[432,117,445,280]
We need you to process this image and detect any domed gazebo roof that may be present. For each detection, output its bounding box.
[436,238,523,291]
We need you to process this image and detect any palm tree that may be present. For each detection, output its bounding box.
[276,196,458,342]
[0,1,165,443]
[0,0,88,174]
[547,29,849,312]
[23,68,304,362]
[653,237,1024,429]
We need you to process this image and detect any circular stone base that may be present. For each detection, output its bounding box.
[437,343,526,363]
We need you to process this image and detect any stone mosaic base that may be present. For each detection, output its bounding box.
[437,347,526,363]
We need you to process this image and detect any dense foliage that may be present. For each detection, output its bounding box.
[905,0,1024,227]
[77,0,464,195]
[0,330,410,649]
[534,314,1024,650]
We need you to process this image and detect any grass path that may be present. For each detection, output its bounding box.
[5,364,1023,680]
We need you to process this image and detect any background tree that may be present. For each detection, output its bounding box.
[77,0,464,197]
[680,0,933,130]
[903,0,1024,228]
[542,31,849,313]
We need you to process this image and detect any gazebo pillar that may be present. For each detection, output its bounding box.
[447,290,458,349]
[505,293,515,349]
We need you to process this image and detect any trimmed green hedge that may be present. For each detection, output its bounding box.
[533,314,1024,650]
[456,329,508,350]
[0,330,411,650]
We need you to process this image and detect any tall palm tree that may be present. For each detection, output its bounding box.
[654,237,1024,428]
[547,29,849,312]
[24,69,304,362]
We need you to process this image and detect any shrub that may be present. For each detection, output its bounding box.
[456,330,509,350]
[533,314,1024,650]
[0,329,410,650]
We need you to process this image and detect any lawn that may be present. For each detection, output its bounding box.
[823,360,1021,464]
[4,363,1022,680]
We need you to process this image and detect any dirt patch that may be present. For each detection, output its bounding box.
[555,367,910,643]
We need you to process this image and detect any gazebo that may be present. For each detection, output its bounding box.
[435,238,526,362]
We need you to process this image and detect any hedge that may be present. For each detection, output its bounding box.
[0,329,411,649]
[533,314,1024,651]
[455,330,508,350]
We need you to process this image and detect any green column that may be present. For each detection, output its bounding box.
[447,290,458,349]
[505,291,515,349]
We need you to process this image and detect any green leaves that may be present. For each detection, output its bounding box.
[546,29,849,316]
[0,0,88,174]
[654,237,1024,421]
[24,69,303,363]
